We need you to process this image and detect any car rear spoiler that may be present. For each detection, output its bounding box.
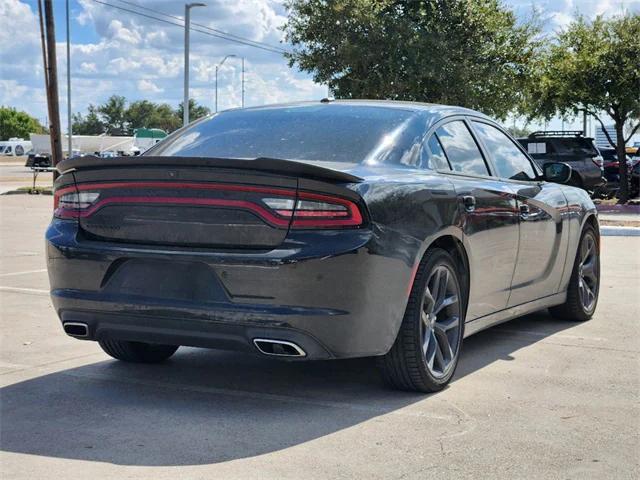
[56,155,364,184]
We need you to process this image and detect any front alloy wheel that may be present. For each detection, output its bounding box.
[378,248,465,392]
[550,224,600,321]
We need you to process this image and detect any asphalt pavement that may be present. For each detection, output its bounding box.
[0,194,638,479]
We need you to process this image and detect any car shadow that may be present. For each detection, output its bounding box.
[0,310,578,466]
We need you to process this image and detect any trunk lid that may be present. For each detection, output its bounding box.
[55,156,363,249]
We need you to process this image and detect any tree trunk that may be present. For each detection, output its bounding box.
[615,121,628,203]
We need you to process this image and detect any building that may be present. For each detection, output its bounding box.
[595,124,617,148]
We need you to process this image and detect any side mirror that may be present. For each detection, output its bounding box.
[543,162,572,184]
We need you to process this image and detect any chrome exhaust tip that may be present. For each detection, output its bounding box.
[63,322,89,338]
[253,338,306,357]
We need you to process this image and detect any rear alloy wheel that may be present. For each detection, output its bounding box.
[99,339,179,363]
[378,248,464,392]
[550,225,600,321]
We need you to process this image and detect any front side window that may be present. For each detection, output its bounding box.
[472,121,537,181]
[435,121,489,176]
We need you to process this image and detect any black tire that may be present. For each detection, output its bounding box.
[549,225,600,321]
[99,339,179,363]
[377,248,465,393]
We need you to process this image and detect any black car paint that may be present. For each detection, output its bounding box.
[47,101,598,359]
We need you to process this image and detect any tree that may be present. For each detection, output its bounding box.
[125,101,181,133]
[527,13,640,202]
[0,106,45,140]
[148,104,182,132]
[125,100,157,130]
[98,95,128,135]
[72,104,105,135]
[282,0,541,119]
[176,99,211,124]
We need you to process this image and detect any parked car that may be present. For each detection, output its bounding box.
[47,101,600,392]
[517,131,605,192]
[600,148,635,182]
[631,161,640,198]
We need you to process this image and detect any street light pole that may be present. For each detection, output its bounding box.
[66,0,72,158]
[183,2,205,127]
[214,54,236,113]
[241,56,245,108]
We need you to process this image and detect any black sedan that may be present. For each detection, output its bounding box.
[47,101,600,392]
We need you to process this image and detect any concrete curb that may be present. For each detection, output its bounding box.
[600,226,640,237]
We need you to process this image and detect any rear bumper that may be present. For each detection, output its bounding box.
[47,219,413,360]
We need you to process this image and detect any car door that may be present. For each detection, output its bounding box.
[469,120,569,306]
[425,119,520,321]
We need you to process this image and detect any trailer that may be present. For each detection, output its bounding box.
[0,138,32,156]
[27,133,137,167]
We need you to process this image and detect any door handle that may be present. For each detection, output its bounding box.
[519,204,530,218]
[462,195,476,212]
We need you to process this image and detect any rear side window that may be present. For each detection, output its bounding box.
[472,121,536,181]
[550,138,598,156]
[421,134,450,170]
[435,121,489,176]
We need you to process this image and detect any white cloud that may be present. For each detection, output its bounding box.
[107,19,143,45]
[137,79,164,94]
[1,0,638,132]
[80,62,97,74]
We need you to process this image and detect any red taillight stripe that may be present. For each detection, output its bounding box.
[57,196,291,227]
[54,181,364,228]
[54,181,296,198]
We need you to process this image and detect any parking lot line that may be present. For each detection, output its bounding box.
[0,286,49,296]
[0,269,47,277]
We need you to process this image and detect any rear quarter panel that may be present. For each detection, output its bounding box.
[348,167,460,346]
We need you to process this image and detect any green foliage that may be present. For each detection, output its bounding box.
[528,13,640,125]
[72,98,208,136]
[176,99,211,124]
[72,105,105,135]
[0,106,45,141]
[98,95,128,135]
[283,0,541,119]
[527,12,640,201]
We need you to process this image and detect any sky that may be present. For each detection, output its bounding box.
[1,0,638,134]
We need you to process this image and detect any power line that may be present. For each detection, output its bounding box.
[113,0,287,54]
[90,0,287,54]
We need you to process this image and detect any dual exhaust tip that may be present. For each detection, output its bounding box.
[253,338,306,357]
[63,322,89,338]
[62,323,306,358]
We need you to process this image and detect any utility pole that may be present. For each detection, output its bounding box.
[183,3,206,126]
[66,0,72,158]
[39,0,63,176]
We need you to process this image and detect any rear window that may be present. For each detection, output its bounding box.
[550,138,598,156]
[148,105,422,165]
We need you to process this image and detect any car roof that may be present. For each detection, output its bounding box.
[230,100,493,124]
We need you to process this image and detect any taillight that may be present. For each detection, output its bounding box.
[592,156,604,170]
[54,191,99,218]
[263,192,363,228]
[51,182,364,229]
